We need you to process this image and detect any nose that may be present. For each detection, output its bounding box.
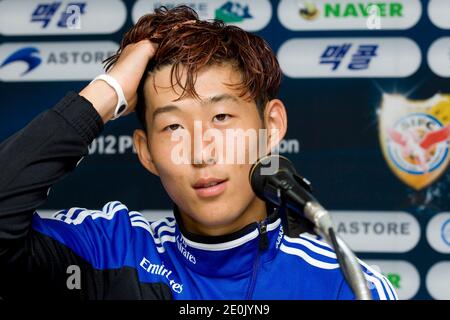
[192,121,220,167]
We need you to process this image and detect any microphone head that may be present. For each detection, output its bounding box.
[249,155,296,200]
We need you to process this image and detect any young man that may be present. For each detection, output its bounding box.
[0,6,396,300]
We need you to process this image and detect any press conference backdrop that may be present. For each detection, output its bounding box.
[0,0,449,300]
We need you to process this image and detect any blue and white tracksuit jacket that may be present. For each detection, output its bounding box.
[0,92,397,300]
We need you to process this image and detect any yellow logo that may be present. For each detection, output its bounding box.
[379,93,450,190]
[299,1,320,20]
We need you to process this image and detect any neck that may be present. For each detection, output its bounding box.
[178,197,267,237]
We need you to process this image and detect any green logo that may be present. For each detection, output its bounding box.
[324,2,403,18]
[215,1,253,23]
[299,1,404,20]
[385,272,401,289]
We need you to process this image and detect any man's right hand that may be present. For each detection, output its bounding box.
[79,40,158,124]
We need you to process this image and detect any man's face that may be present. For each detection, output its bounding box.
[139,64,268,234]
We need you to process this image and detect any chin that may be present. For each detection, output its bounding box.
[190,204,243,228]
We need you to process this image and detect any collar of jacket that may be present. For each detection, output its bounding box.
[171,204,284,277]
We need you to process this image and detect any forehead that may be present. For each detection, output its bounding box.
[143,63,244,111]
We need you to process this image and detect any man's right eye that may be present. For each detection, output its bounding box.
[164,124,183,131]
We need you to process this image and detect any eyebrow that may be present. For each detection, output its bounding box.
[152,105,180,120]
[203,94,239,105]
[152,94,239,120]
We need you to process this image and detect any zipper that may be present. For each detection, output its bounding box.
[245,220,269,300]
[259,220,269,251]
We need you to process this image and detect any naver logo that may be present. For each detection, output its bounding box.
[278,0,421,31]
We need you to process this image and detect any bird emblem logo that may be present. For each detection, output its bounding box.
[379,93,450,190]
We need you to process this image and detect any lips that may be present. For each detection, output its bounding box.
[193,177,228,198]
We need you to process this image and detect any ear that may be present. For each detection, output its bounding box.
[133,129,159,176]
[263,99,288,152]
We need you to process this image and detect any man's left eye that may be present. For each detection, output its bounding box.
[213,114,231,122]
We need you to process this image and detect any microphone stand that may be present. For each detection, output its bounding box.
[303,202,372,300]
[251,155,373,299]
[264,171,372,300]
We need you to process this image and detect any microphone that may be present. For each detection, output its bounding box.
[249,154,373,300]
[249,155,333,236]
